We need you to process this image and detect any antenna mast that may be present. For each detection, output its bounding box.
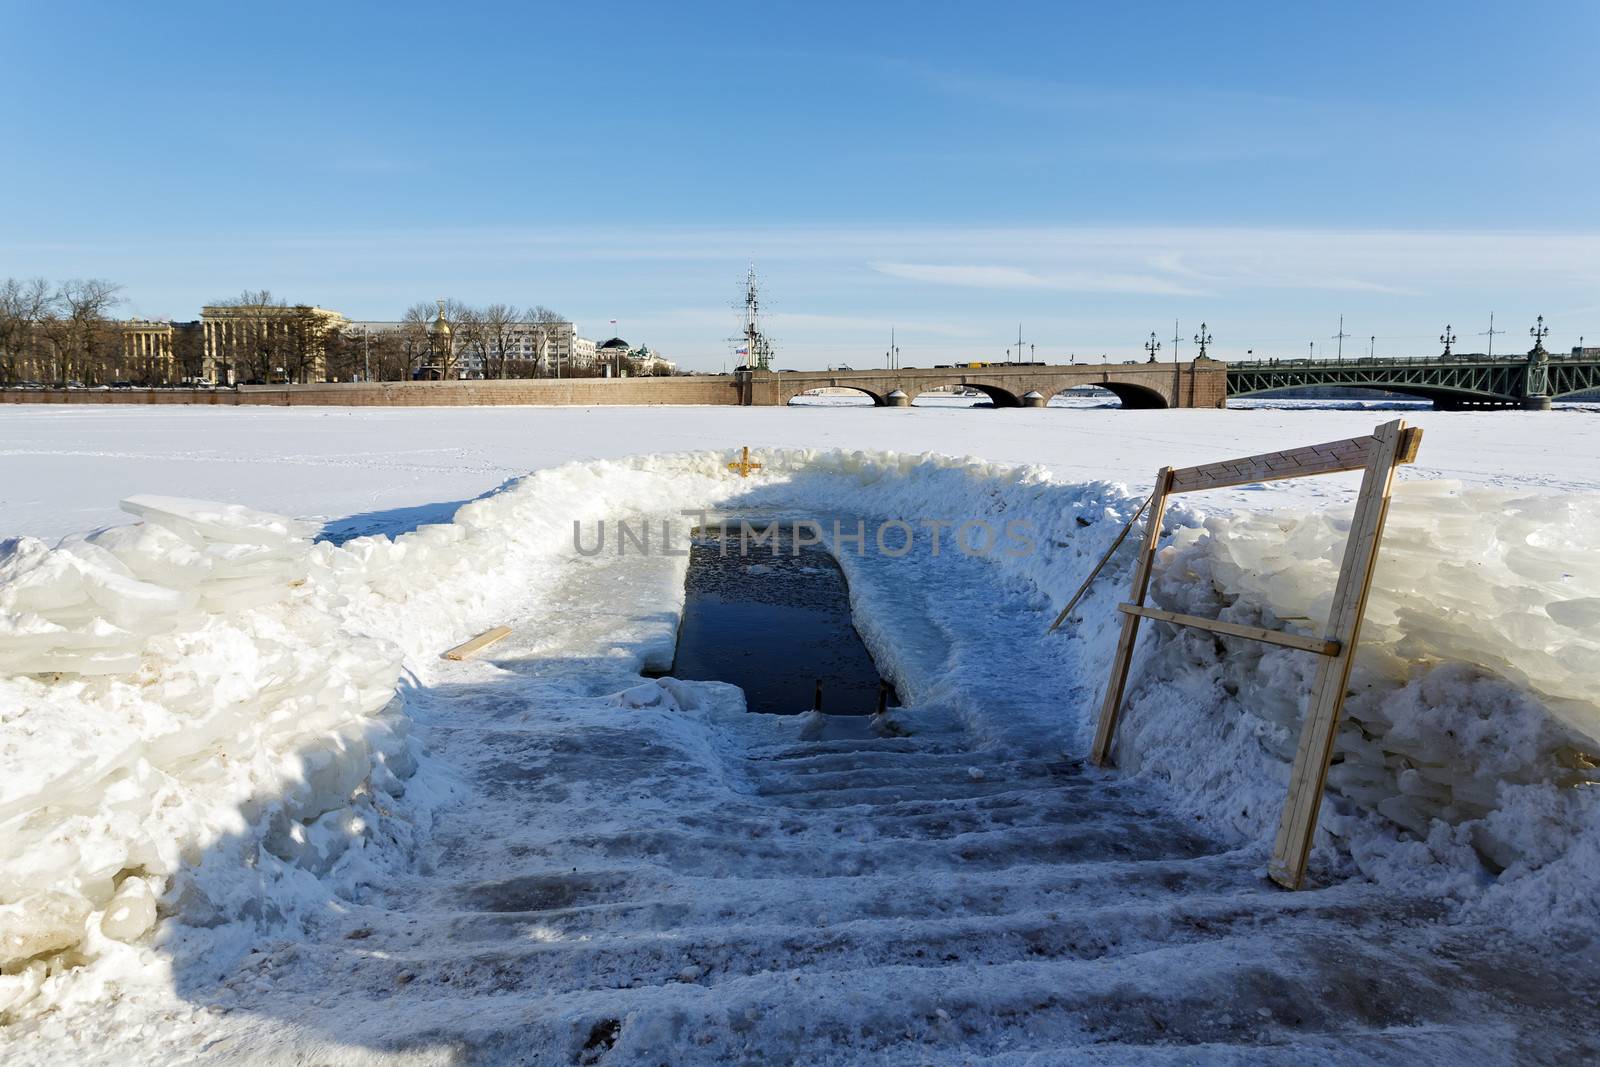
[741,266,774,371]
[1481,312,1505,358]
[1332,313,1351,362]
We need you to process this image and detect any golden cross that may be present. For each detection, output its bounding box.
[726,446,762,478]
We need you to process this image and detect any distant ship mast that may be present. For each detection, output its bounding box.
[740,266,774,371]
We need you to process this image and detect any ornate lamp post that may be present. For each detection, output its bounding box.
[1193,322,1212,360]
[1439,325,1456,358]
[1529,315,1549,354]
[1144,332,1161,363]
[1523,316,1553,410]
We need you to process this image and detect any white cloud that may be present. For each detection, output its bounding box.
[870,261,1209,296]
[9,224,1600,369]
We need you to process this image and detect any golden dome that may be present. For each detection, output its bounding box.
[429,299,451,337]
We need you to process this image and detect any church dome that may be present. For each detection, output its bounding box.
[429,300,451,337]
[598,336,629,350]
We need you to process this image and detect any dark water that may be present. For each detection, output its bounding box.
[665,523,896,715]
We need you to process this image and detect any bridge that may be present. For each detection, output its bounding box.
[7,349,1595,411]
[745,360,1227,408]
[1227,347,1600,410]
[0,361,1230,410]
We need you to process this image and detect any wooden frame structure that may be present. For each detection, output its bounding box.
[1089,419,1423,890]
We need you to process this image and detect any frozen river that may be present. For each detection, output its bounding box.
[1,400,1595,540]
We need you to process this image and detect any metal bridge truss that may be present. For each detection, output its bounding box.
[1227,353,1600,408]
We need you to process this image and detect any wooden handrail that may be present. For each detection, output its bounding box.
[1116,603,1340,656]
[1167,426,1421,494]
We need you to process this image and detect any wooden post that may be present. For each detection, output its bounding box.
[1089,467,1172,766]
[1268,419,1408,889]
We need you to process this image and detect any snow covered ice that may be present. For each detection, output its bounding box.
[0,407,1598,1062]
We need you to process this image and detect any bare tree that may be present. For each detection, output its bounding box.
[479,303,524,379]
[324,326,366,382]
[211,290,291,382]
[45,279,122,384]
[455,307,489,380]
[525,305,566,377]
[400,303,435,379]
[0,277,55,384]
[367,330,408,381]
[283,306,334,383]
[172,323,206,382]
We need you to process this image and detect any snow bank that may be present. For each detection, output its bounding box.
[2,447,1596,1019]
[1121,481,1600,924]
[0,497,414,1016]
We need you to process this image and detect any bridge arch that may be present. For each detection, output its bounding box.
[1096,380,1169,409]
[783,385,885,407]
[961,382,1023,408]
[1050,381,1169,409]
[907,386,986,408]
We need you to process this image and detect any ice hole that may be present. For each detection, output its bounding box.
[662,519,899,715]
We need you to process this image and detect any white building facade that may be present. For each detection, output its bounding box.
[343,319,598,378]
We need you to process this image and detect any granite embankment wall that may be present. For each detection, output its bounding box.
[0,377,748,407]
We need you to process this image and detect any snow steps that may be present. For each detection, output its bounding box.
[364,939,1546,1066]
[174,532,1600,1065]
[423,858,1276,943]
[304,891,1437,1004]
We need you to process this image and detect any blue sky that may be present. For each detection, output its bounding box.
[3,1,1598,368]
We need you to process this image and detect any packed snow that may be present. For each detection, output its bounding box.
[0,403,1597,1062]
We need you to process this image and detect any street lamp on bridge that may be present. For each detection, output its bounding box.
[1193,323,1212,360]
[1530,315,1549,354]
[1439,325,1457,357]
[1145,332,1161,363]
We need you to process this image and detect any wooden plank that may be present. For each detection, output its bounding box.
[1167,425,1422,495]
[1089,467,1172,766]
[441,625,513,661]
[1046,490,1154,633]
[1269,419,1409,889]
[1116,603,1340,656]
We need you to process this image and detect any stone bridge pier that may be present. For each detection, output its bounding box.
[744,361,1228,409]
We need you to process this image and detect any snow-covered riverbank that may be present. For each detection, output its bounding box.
[2,409,1598,1061]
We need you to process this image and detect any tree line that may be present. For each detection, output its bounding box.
[0,277,138,385]
[0,279,672,385]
